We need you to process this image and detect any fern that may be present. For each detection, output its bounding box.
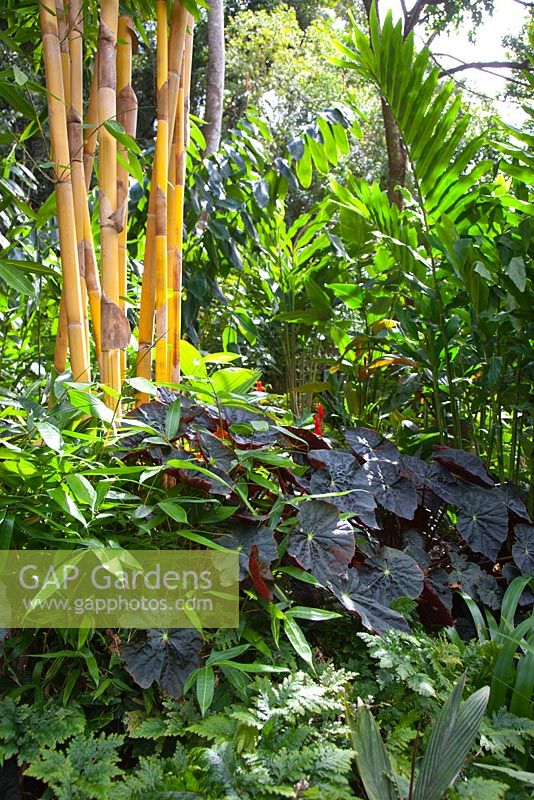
[452,776,510,799]
[480,711,534,759]
[25,732,123,800]
[0,697,84,766]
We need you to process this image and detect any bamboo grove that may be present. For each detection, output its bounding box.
[39,0,194,415]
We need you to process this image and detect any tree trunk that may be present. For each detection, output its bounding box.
[381,98,406,209]
[204,0,225,156]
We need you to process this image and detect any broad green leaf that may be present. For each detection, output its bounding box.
[506,256,526,292]
[283,616,314,668]
[158,499,188,524]
[35,421,63,453]
[179,340,208,379]
[66,474,97,510]
[196,665,215,716]
[48,488,87,525]
[210,367,260,395]
[125,377,158,396]
[103,119,142,154]
[165,397,182,440]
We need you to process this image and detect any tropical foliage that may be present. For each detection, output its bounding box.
[0,0,532,797]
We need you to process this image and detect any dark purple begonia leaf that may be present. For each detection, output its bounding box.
[215,523,278,580]
[122,629,202,699]
[499,483,531,521]
[328,570,410,634]
[344,428,398,462]
[432,446,494,487]
[400,456,462,506]
[362,460,417,520]
[287,500,355,585]
[427,568,453,611]
[307,449,354,471]
[308,454,379,529]
[356,546,424,605]
[512,524,534,576]
[0,629,8,657]
[147,446,190,466]
[449,549,502,609]
[220,406,280,447]
[418,578,454,627]
[283,426,331,451]
[403,530,430,569]
[456,486,509,561]
[119,401,168,450]
[196,430,236,474]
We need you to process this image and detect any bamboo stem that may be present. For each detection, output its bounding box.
[40,0,90,382]
[55,0,71,109]
[167,0,188,150]
[135,160,157,403]
[98,0,126,409]
[54,294,68,372]
[68,0,91,371]
[154,0,169,382]
[84,56,99,190]
[117,15,138,379]
[167,105,178,381]
[169,62,185,382]
[170,18,193,382]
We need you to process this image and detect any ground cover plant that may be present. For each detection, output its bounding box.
[0,0,532,797]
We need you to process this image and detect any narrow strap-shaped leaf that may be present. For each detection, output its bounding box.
[489,616,534,714]
[509,632,534,720]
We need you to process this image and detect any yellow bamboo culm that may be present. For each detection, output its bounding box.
[67,0,91,371]
[55,0,71,109]
[84,57,99,190]
[170,17,194,382]
[51,0,72,374]
[136,158,157,403]
[167,108,178,381]
[167,0,188,150]
[82,197,102,372]
[98,0,127,411]
[169,61,185,382]
[80,46,103,370]
[53,295,68,373]
[117,15,138,379]
[40,0,90,382]
[154,0,169,382]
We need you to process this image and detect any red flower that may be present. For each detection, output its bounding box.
[315,402,325,420]
[313,403,325,435]
[255,380,265,392]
